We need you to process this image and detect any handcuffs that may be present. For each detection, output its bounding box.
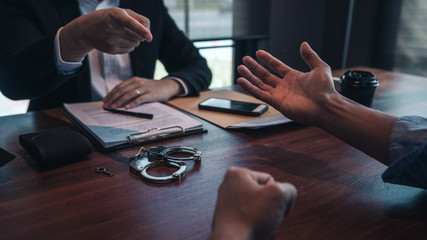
[129,146,201,183]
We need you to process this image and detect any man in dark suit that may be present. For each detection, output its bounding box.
[0,0,211,111]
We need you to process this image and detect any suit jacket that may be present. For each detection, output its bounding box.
[0,0,211,111]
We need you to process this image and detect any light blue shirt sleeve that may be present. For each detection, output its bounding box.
[382,116,427,189]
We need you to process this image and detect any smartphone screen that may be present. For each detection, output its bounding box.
[198,98,268,116]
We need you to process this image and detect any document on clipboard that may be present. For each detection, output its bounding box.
[63,101,205,151]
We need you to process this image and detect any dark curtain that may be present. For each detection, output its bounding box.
[261,0,402,73]
[232,0,271,82]
[347,0,402,70]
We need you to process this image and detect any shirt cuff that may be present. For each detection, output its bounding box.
[54,27,84,75]
[382,116,427,189]
[165,77,189,97]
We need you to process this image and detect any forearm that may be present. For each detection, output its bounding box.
[319,92,398,165]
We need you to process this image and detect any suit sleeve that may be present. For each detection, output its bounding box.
[0,1,85,101]
[157,3,212,96]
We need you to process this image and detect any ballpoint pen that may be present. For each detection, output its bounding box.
[103,108,154,119]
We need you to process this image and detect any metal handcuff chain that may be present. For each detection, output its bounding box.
[129,146,201,183]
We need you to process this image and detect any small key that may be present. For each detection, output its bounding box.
[95,167,114,177]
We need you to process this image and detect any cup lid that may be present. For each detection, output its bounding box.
[340,70,379,87]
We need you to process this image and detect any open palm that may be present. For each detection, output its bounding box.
[237,42,336,126]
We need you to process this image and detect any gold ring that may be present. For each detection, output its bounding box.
[135,89,141,96]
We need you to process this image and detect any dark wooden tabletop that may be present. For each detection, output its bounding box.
[1,67,427,240]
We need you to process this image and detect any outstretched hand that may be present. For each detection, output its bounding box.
[60,8,153,62]
[237,42,336,126]
[238,42,398,165]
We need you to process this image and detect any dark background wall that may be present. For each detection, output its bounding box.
[233,0,403,76]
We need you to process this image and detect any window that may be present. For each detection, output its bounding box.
[392,0,427,77]
[0,94,28,117]
[164,0,233,39]
[156,0,234,88]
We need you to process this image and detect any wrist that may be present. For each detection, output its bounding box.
[317,91,351,129]
[161,77,185,97]
[316,90,398,164]
[59,23,93,62]
[210,221,253,240]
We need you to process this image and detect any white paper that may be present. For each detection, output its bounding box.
[64,101,203,148]
[227,115,292,129]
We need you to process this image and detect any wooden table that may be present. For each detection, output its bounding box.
[1,67,427,239]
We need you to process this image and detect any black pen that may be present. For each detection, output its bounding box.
[103,108,154,119]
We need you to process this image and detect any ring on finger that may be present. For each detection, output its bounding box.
[135,89,141,96]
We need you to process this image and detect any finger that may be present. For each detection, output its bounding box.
[112,88,146,109]
[235,167,274,186]
[242,56,277,87]
[125,92,156,109]
[104,39,140,54]
[254,173,274,185]
[237,64,274,92]
[256,50,293,77]
[277,182,297,217]
[119,26,150,42]
[104,77,137,99]
[117,47,135,54]
[103,82,127,105]
[224,166,256,182]
[125,9,153,42]
[112,8,152,42]
[100,46,136,55]
[114,46,136,54]
[300,42,327,70]
[104,82,141,108]
[237,65,274,104]
[114,37,141,48]
[237,77,273,106]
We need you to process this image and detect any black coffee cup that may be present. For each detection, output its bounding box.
[339,70,379,107]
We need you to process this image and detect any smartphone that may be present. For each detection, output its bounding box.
[198,97,268,116]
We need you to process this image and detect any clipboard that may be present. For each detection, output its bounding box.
[63,101,207,152]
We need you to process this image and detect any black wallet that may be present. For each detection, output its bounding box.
[19,127,92,167]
